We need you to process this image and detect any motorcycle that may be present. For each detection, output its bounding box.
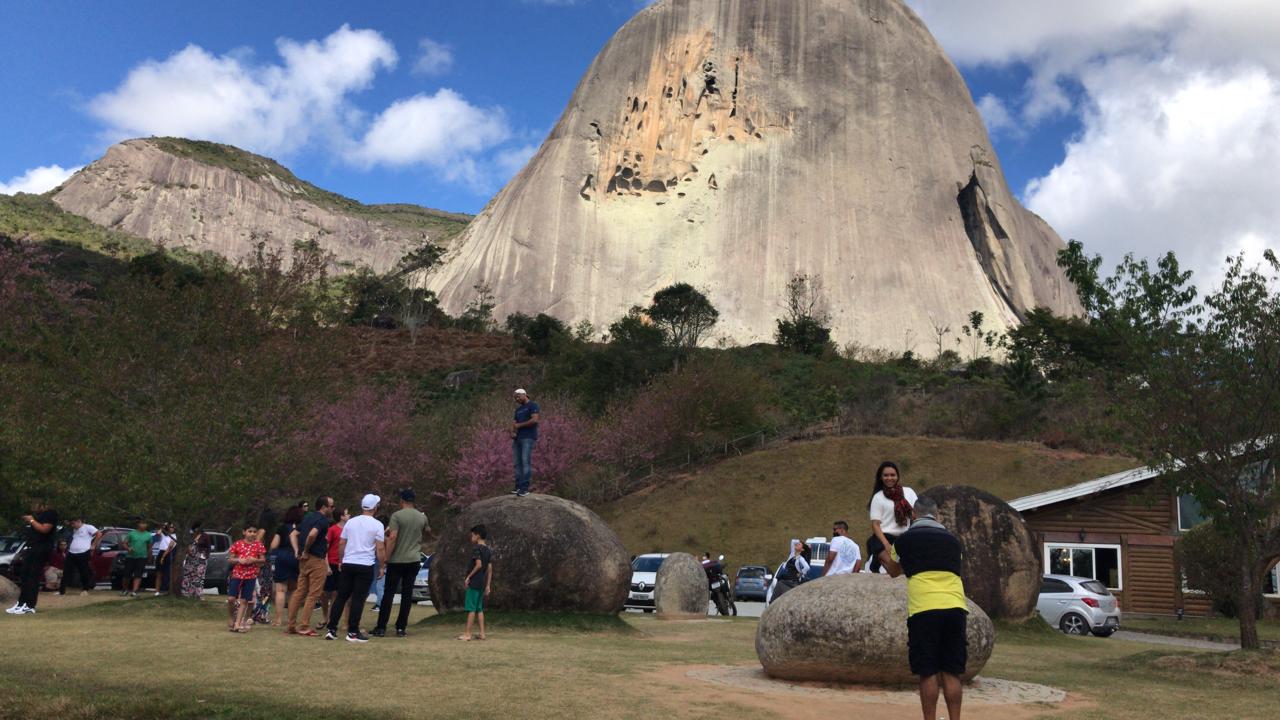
[704,554,737,616]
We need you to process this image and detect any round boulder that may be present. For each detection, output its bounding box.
[654,552,707,619]
[428,493,630,614]
[756,574,994,685]
[920,485,1040,620]
[0,576,17,606]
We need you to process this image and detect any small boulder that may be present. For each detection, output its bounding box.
[0,576,17,605]
[920,485,1040,620]
[654,553,707,619]
[756,573,994,685]
[428,494,630,614]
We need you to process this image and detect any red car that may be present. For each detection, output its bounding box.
[86,527,132,588]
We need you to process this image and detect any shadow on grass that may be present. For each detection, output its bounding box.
[417,610,635,634]
[44,595,224,621]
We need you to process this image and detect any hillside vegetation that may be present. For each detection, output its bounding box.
[600,435,1135,573]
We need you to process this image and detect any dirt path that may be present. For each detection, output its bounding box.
[1113,630,1239,652]
[643,663,1083,720]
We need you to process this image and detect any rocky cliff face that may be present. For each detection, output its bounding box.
[52,138,468,273]
[423,0,1081,348]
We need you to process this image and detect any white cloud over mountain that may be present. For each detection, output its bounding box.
[909,0,1280,286]
[0,165,81,195]
[88,25,516,190]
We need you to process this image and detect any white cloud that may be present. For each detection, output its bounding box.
[88,25,397,156]
[350,89,510,184]
[0,165,81,195]
[1025,61,1280,287]
[414,38,454,76]
[907,0,1280,285]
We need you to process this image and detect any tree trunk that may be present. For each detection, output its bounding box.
[1237,553,1261,650]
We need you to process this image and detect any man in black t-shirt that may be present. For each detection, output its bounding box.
[286,495,334,636]
[7,499,57,615]
[458,524,492,641]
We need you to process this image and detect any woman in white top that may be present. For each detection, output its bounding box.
[866,461,917,573]
[152,524,177,595]
[766,540,811,603]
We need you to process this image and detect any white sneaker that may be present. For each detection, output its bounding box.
[19,606,36,615]
[4,603,24,614]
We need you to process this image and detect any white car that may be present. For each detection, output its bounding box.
[0,537,25,579]
[1036,574,1121,636]
[625,553,669,612]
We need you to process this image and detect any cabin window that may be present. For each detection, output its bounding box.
[1045,543,1122,591]
[1177,494,1207,532]
[1266,563,1280,598]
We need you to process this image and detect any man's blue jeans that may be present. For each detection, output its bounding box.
[513,438,535,493]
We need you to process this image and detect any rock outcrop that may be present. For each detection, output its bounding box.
[920,485,1040,620]
[756,573,995,685]
[428,494,630,614]
[654,552,708,619]
[423,0,1081,349]
[52,138,469,273]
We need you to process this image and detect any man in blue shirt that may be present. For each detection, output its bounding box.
[510,389,540,497]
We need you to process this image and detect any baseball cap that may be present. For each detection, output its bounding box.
[361,493,381,510]
[514,388,528,396]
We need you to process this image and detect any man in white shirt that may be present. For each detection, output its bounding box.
[822,521,863,576]
[60,516,101,595]
[325,494,386,643]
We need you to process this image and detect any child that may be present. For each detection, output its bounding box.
[457,524,492,642]
[227,522,266,633]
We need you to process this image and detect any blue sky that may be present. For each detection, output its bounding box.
[2,1,1276,284]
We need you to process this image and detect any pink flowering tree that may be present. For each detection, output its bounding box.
[443,405,594,507]
[299,384,430,500]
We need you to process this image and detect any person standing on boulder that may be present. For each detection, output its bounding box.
[878,495,968,720]
[458,524,492,642]
[510,389,540,497]
[821,521,862,576]
[867,461,917,574]
[373,489,431,638]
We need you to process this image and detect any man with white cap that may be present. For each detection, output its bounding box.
[325,493,386,643]
[511,388,540,497]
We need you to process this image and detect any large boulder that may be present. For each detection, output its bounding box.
[0,576,16,606]
[654,552,707,619]
[920,485,1040,620]
[756,574,994,685]
[428,494,630,614]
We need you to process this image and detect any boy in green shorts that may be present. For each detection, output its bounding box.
[457,524,492,641]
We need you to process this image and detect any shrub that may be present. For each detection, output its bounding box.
[1177,523,1262,619]
[298,384,430,498]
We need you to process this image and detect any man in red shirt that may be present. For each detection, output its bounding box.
[321,508,350,628]
[227,522,266,633]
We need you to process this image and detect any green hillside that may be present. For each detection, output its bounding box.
[599,434,1136,574]
[145,137,472,243]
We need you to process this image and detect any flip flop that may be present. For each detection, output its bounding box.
[456,635,472,641]
[476,635,487,641]
[296,628,318,637]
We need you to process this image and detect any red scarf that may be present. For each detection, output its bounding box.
[884,485,913,527]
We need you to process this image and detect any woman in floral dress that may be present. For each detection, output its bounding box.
[181,525,212,599]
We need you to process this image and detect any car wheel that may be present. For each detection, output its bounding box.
[1060,612,1090,636]
[643,609,653,614]
[1091,628,1116,638]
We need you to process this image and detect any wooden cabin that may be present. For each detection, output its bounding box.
[1011,466,1280,617]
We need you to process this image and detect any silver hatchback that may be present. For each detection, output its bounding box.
[1037,574,1121,637]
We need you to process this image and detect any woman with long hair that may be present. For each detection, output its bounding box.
[767,539,812,603]
[268,505,304,627]
[180,523,212,599]
[866,461,917,573]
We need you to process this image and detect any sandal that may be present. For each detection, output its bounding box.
[296,628,318,637]
[456,635,472,641]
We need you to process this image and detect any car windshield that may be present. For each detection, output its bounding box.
[1081,580,1111,595]
[632,556,665,573]
[737,568,766,579]
[0,537,22,553]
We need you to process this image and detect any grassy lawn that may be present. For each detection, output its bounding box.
[1121,615,1280,643]
[2,595,1277,719]
[601,435,1134,574]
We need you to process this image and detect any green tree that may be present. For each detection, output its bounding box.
[647,283,718,349]
[505,312,569,356]
[775,274,833,356]
[1068,245,1280,649]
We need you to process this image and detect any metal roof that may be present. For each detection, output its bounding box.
[1009,465,1160,512]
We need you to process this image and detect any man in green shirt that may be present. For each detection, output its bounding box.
[121,519,153,597]
[372,489,432,637]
